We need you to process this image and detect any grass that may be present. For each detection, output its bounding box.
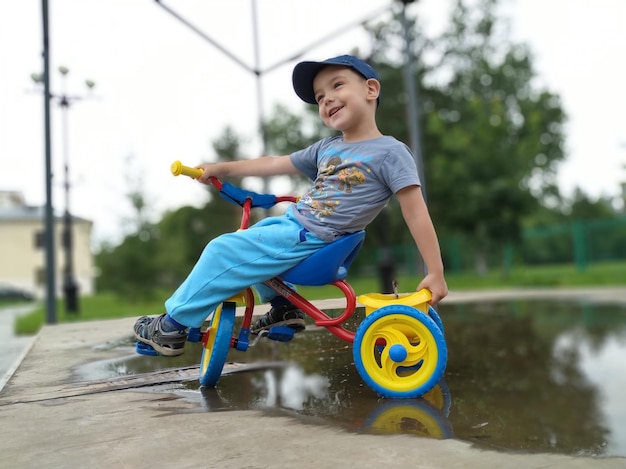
[14,293,169,336]
[13,260,626,336]
[441,260,626,289]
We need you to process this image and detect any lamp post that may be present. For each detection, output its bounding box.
[32,67,95,314]
[39,0,55,324]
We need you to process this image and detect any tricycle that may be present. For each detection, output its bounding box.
[136,161,447,399]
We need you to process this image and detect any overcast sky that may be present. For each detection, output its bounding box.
[1,0,625,245]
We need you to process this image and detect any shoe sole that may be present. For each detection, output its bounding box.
[134,333,185,357]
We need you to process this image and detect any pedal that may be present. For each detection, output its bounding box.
[266,325,295,342]
[136,341,160,356]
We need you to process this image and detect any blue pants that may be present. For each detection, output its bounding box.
[165,207,327,328]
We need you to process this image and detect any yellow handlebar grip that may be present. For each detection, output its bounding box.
[171,160,203,179]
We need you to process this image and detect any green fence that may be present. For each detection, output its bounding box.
[376,217,626,274]
[519,218,626,270]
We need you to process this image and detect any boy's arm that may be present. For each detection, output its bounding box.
[195,155,300,183]
[396,185,448,304]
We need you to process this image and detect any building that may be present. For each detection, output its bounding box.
[0,190,94,299]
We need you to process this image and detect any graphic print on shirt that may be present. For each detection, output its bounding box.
[299,149,369,221]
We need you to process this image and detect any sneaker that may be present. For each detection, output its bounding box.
[134,314,187,356]
[251,305,306,334]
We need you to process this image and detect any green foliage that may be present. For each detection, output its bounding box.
[263,103,328,155]
[429,5,565,242]
[363,0,569,276]
[95,126,249,299]
[567,189,618,219]
[212,125,245,187]
[95,227,161,301]
[519,192,625,266]
[263,103,335,193]
[155,203,239,288]
[520,217,626,266]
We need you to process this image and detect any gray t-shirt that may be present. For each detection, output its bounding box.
[289,135,420,242]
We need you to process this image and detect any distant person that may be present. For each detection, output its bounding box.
[134,55,448,356]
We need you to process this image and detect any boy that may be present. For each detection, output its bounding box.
[134,55,448,356]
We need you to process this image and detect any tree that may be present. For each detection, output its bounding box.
[96,229,160,301]
[263,103,328,155]
[368,0,567,275]
[96,127,247,297]
[567,189,617,220]
[211,125,246,188]
[155,205,238,289]
[96,154,162,300]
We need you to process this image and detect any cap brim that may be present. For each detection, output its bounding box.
[292,61,330,105]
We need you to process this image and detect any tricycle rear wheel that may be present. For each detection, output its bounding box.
[353,305,447,399]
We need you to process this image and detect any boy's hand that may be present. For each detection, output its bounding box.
[195,163,217,185]
[417,273,448,305]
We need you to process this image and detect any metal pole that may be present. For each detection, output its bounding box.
[250,0,270,195]
[251,0,264,154]
[400,1,426,198]
[399,0,426,276]
[41,0,57,324]
[59,90,79,314]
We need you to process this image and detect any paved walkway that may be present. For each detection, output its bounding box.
[1,288,625,468]
[0,304,37,391]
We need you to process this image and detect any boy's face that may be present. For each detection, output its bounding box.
[312,66,379,132]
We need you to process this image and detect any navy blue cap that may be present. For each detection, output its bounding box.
[292,55,380,105]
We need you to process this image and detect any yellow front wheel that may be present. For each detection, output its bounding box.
[353,305,447,399]
[199,302,235,387]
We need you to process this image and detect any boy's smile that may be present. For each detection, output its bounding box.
[328,105,344,118]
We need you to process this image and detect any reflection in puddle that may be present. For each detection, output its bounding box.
[574,333,626,457]
[443,300,626,457]
[260,365,329,410]
[188,364,453,439]
[81,299,626,458]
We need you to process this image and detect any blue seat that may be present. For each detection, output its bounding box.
[280,230,365,286]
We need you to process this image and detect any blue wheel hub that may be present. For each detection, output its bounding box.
[388,343,408,363]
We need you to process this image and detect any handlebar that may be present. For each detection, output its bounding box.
[170,160,222,189]
[171,160,203,179]
[170,160,297,230]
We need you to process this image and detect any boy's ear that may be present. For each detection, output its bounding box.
[366,78,381,102]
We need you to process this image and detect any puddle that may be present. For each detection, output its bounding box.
[80,300,626,458]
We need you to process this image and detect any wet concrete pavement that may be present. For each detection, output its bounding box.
[1,288,626,469]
